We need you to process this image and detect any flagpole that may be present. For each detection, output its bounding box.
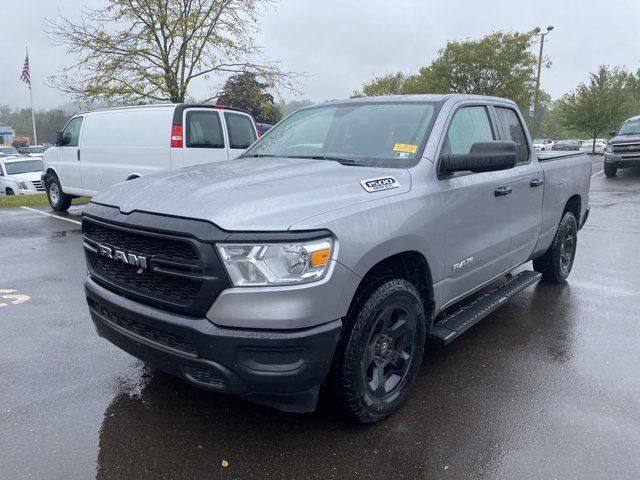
[26,47,37,146]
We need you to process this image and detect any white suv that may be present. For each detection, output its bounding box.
[0,156,45,195]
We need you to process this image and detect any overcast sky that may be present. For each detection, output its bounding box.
[1,0,638,110]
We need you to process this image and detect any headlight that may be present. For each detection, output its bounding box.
[217,238,333,286]
[16,181,28,190]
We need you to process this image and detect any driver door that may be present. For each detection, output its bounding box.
[57,116,84,190]
[437,105,516,306]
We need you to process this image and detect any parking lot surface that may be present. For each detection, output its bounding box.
[1,157,639,479]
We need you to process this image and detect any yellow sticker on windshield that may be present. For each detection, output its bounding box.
[393,143,418,154]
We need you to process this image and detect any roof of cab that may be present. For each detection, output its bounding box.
[300,93,517,108]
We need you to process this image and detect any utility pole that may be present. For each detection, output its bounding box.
[531,26,554,139]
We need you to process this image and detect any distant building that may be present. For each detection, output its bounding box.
[0,122,14,146]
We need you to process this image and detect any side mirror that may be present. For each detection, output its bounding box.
[56,131,64,146]
[441,141,518,174]
[609,131,618,137]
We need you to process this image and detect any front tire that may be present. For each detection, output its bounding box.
[6,188,15,195]
[332,278,426,423]
[533,212,578,283]
[46,174,72,212]
[604,162,617,177]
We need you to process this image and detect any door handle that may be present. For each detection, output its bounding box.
[494,186,513,196]
[77,149,80,161]
[530,178,544,187]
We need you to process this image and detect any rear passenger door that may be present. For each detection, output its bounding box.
[492,106,544,268]
[223,112,257,159]
[438,105,517,306]
[183,109,228,167]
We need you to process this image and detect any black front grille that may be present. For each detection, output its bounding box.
[83,215,230,317]
[612,143,640,156]
[90,253,201,305]
[88,298,198,356]
[84,221,199,261]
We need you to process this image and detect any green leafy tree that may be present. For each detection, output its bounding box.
[401,31,540,108]
[0,106,73,144]
[46,0,295,104]
[217,72,282,123]
[558,66,635,153]
[277,99,314,117]
[352,72,406,98]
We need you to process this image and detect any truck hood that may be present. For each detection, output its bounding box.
[610,134,640,145]
[91,157,412,231]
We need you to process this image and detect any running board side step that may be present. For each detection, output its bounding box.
[428,271,542,346]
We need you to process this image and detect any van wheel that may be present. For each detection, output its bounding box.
[46,174,72,212]
[533,212,578,283]
[604,163,617,177]
[6,188,15,195]
[332,278,426,423]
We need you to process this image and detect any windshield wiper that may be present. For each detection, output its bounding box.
[292,155,363,166]
[242,154,279,158]
[619,132,640,136]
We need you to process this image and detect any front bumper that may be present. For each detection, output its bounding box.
[605,154,640,168]
[85,277,342,412]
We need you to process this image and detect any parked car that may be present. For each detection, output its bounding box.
[0,146,20,155]
[256,122,273,137]
[0,157,44,195]
[82,94,591,423]
[604,115,640,176]
[532,138,554,151]
[581,139,608,155]
[42,104,258,211]
[552,140,582,151]
[18,145,49,158]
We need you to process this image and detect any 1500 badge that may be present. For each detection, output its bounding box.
[360,177,400,193]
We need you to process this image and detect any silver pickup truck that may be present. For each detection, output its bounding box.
[82,94,591,423]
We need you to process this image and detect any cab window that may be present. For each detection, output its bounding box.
[443,106,494,155]
[60,117,83,147]
[495,107,529,164]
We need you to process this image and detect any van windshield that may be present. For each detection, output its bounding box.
[242,101,441,167]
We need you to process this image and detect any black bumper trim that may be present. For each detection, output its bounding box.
[85,277,342,413]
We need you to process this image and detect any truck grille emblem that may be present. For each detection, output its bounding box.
[98,244,148,270]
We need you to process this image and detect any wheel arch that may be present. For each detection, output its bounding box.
[563,194,581,223]
[348,250,435,328]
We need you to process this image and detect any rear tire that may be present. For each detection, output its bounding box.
[533,212,578,283]
[46,174,72,212]
[604,163,617,177]
[331,278,426,423]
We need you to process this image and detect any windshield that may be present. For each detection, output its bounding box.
[5,160,43,175]
[243,101,441,167]
[532,139,545,144]
[0,147,19,154]
[619,120,640,135]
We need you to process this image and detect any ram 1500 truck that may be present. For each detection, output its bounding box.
[82,95,591,423]
[604,114,640,176]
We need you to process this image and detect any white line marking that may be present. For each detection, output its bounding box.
[20,206,82,225]
[591,169,604,178]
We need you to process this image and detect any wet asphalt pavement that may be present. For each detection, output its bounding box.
[1,156,639,479]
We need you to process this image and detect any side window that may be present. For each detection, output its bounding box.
[186,111,224,148]
[224,113,257,149]
[444,106,494,155]
[495,107,529,164]
[60,116,83,147]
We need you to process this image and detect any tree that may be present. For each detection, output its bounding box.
[558,66,635,153]
[352,72,406,98]
[402,31,540,108]
[277,99,314,117]
[46,0,294,104]
[217,72,281,123]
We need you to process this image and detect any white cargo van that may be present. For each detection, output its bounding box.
[42,104,258,211]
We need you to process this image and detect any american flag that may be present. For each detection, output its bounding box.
[20,53,31,88]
